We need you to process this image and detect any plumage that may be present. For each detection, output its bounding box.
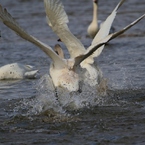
[44,0,86,58]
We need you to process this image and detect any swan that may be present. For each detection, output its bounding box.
[44,0,124,86]
[0,0,145,92]
[0,63,38,79]
[87,0,100,38]
[87,0,115,38]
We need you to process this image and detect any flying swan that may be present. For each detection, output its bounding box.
[0,0,145,92]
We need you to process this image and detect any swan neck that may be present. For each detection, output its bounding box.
[92,2,98,23]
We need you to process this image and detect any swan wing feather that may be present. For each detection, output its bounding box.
[88,0,125,58]
[44,0,86,58]
[0,4,66,69]
[74,13,145,66]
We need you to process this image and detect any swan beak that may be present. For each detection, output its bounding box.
[57,38,62,42]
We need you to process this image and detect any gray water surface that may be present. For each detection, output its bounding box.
[0,0,145,144]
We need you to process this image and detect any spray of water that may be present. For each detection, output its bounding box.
[24,74,108,115]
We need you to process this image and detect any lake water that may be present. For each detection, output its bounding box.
[0,0,145,144]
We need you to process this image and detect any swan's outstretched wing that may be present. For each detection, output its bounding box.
[87,0,125,58]
[44,0,86,58]
[0,5,66,69]
[74,13,145,67]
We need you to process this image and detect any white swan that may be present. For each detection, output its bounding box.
[87,0,115,38]
[0,1,144,92]
[87,0,100,38]
[44,0,124,86]
[0,63,38,79]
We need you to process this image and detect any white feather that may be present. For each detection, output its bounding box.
[88,0,125,58]
[44,0,86,58]
[0,63,38,79]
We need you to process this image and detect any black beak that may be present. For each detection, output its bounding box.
[57,38,62,42]
[94,0,98,4]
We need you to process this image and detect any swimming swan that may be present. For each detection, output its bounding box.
[87,0,115,38]
[0,0,145,92]
[87,0,101,38]
[0,63,38,79]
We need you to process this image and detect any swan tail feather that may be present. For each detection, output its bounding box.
[24,70,38,79]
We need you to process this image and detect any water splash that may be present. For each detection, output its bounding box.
[108,63,133,90]
[24,74,108,115]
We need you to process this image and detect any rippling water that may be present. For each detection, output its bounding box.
[0,0,145,144]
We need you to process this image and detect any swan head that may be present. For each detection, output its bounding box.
[57,38,62,42]
[54,44,64,59]
[93,0,98,4]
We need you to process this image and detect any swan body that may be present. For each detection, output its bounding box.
[50,65,79,91]
[0,63,38,80]
[0,0,145,92]
[53,44,80,91]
